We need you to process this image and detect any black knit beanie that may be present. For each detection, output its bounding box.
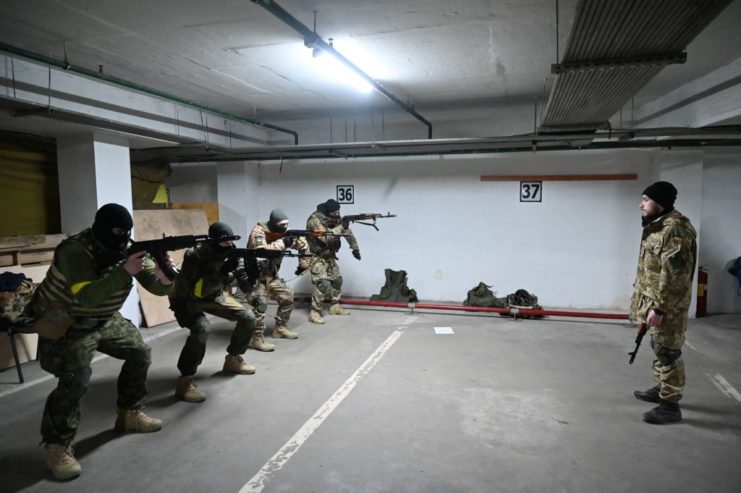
[317,199,341,215]
[643,181,677,210]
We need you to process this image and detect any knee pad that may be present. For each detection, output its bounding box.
[255,296,268,314]
[317,279,332,294]
[652,342,682,366]
[331,276,343,290]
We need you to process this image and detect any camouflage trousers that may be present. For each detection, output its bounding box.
[38,312,151,445]
[309,256,343,312]
[172,294,255,376]
[648,312,688,403]
[240,277,296,329]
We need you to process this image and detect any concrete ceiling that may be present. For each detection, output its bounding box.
[0,0,740,137]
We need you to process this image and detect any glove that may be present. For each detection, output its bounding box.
[220,255,239,275]
[282,236,294,249]
[341,219,350,229]
[352,249,361,260]
[295,266,307,276]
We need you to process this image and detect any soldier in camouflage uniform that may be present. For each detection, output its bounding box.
[24,204,173,481]
[631,181,697,425]
[244,209,311,350]
[168,222,257,404]
[305,199,360,324]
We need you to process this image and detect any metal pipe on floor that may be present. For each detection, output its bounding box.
[331,298,630,320]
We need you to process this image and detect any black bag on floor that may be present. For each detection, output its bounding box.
[370,269,419,303]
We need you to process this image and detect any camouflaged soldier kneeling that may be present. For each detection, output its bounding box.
[169,222,258,403]
[23,204,173,481]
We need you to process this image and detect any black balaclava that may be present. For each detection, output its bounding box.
[642,181,677,226]
[268,208,289,233]
[92,203,133,251]
[317,199,340,216]
[208,222,235,253]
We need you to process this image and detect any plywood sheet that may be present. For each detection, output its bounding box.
[170,202,219,227]
[133,209,209,327]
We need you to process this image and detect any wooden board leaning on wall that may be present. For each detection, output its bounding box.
[133,209,210,327]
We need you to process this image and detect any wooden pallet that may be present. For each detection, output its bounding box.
[0,234,66,267]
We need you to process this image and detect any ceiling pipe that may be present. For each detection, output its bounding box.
[0,41,299,145]
[250,0,433,139]
[131,126,741,163]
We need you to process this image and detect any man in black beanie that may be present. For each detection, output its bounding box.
[305,199,361,324]
[631,181,697,424]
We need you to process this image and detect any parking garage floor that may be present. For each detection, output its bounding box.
[1,306,740,493]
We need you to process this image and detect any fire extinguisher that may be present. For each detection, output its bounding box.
[697,266,708,317]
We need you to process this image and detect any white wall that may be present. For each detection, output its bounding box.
[168,149,660,310]
[700,152,741,314]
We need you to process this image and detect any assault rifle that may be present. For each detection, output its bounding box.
[341,212,396,231]
[628,322,648,364]
[223,248,313,287]
[128,233,241,281]
[264,229,348,242]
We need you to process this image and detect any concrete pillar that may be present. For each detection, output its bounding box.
[56,132,141,326]
[216,162,260,241]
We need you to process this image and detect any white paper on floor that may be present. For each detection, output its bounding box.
[434,326,455,335]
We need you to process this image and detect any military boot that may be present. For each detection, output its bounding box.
[642,399,682,425]
[309,310,325,324]
[175,375,206,403]
[224,354,256,375]
[249,329,275,352]
[329,304,350,315]
[45,443,81,481]
[114,409,162,433]
[273,324,298,339]
[634,386,661,403]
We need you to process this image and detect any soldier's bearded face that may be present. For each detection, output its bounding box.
[640,195,663,224]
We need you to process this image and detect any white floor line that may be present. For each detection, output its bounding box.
[707,372,741,404]
[0,326,181,400]
[685,340,697,351]
[239,329,405,493]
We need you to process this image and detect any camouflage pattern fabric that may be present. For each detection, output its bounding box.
[172,295,255,376]
[631,209,697,403]
[242,222,307,325]
[169,242,255,376]
[309,256,343,312]
[39,312,151,445]
[305,210,358,311]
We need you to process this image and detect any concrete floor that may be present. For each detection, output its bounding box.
[1,306,740,493]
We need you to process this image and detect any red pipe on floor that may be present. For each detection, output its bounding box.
[336,298,630,320]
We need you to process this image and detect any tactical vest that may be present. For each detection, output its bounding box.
[31,229,132,320]
[247,222,282,279]
[306,211,341,256]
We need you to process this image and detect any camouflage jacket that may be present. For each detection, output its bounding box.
[630,209,697,322]
[169,242,233,302]
[28,228,170,323]
[247,222,310,279]
[305,210,359,257]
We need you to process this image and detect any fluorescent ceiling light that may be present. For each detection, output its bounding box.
[307,37,382,94]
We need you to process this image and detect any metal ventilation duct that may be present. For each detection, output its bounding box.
[540,0,734,131]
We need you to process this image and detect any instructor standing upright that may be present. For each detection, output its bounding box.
[631,181,697,425]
